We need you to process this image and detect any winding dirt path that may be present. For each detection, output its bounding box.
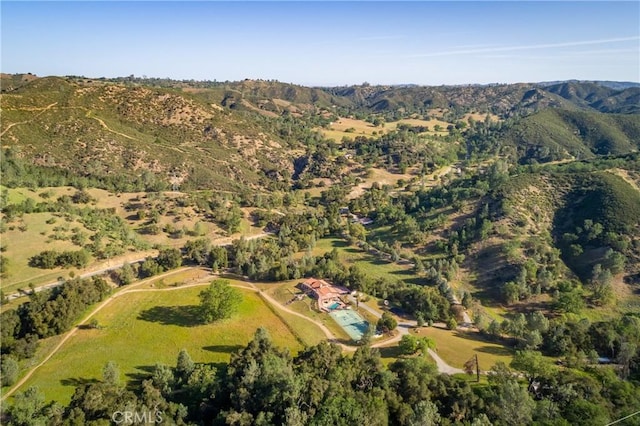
[349,295,465,373]
[5,256,152,301]
[3,266,464,400]
[6,233,273,301]
[86,112,137,141]
[1,267,195,401]
[1,102,58,137]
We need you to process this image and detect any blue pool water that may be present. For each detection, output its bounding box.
[328,302,341,311]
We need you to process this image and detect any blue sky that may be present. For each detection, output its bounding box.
[2,1,639,85]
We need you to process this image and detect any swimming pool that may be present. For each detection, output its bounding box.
[328,302,341,311]
[329,309,370,341]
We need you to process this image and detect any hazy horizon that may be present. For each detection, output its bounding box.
[2,1,639,86]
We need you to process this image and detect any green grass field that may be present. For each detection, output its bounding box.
[314,237,419,285]
[1,211,94,292]
[14,286,305,405]
[318,117,384,142]
[414,326,513,370]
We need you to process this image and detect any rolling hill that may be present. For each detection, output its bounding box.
[501,109,640,163]
[1,76,296,191]
[2,74,639,191]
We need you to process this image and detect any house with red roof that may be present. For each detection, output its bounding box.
[298,278,351,311]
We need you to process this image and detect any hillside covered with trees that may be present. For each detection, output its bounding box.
[1,74,639,425]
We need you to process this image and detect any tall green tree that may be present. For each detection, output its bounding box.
[176,348,195,381]
[198,279,242,323]
[157,248,183,270]
[102,361,120,386]
[376,312,398,333]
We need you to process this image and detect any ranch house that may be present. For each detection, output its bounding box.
[298,278,350,312]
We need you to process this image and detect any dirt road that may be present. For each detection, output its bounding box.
[349,295,464,374]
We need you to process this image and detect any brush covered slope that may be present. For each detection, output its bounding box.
[1,76,295,191]
[467,156,640,307]
[501,109,640,164]
[323,80,640,116]
[2,74,640,426]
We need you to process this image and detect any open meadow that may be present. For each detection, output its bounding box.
[14,285,307,405]
[313,237,419,286]
[319,117,453,142]
[413,326,513,370]
[0,186,267,293]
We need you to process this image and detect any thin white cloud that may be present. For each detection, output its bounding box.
[450,43,502,50]
[358,35,405,41]
[564,48,640,56]
[480,48,640,60]
[407,36,640,58]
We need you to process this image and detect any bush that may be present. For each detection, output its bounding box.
[1,355,19,386]
[376,311,398,333]
[446,317,458,330]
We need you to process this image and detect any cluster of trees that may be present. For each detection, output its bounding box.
[208,197,244,234]
[112,248,183,284]
[473,308,640,381]
[462,118,508,161]
[1,148,168,192]
[28,249,90,269]
[6,327,640,425]
[496,234,567,305]
[344,126,459,174]
[542,315,640,376]
[0,277,110,386]
[560,218,628,281]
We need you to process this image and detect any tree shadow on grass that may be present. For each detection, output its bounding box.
[328,338,356,347]
[390,268,415,276]
[389,269,423,286]
[137,305,202,327]
[378,345,403,359]
[370,257,394,266]
[330,240,350,249]
[203,344,245,355]
[452,330,514,355]
[60,377,99,387]
[125,365,157,389]
[475,345,512,356]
